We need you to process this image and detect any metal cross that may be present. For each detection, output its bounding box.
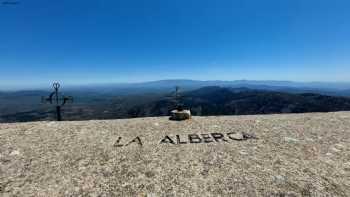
[166,86,186,111]
[41,82,73,121]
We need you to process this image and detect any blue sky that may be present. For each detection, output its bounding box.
[0,0,349,88]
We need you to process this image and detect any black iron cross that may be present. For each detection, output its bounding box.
[41,82,73,121]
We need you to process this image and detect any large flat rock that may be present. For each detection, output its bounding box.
[1,112,350,196]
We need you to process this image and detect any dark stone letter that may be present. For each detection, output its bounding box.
[211,133,228,142]
[125,136,143,146]
[188,134,202,143]
[201,134,213,143]
[227,132,243,141]
[160,136,175,144]
[176,135,187,144]
[113,137,124,147]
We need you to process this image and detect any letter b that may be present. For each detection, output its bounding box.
[188,134,202,143]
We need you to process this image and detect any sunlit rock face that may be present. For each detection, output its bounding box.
[169,109,191,121]
[1,112,350,196]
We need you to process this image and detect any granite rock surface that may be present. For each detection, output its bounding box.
[1,112,350,196]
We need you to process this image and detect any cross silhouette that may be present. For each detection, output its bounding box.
[41,82,73,121]
[166,86,187,111]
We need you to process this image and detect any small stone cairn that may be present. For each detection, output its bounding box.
[169,105,191,121]
[169,86,191,121]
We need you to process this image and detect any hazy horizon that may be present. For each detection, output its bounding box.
[1,79,350,91]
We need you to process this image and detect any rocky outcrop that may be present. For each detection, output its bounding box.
[169,109,191,121]
[1,112,350,196]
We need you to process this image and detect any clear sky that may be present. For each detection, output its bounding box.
[0,0,349,88]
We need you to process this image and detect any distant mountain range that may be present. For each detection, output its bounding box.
[2,79,350,95]
[128,86,350,117]
[60,79,350,97]
[1,83,350,123]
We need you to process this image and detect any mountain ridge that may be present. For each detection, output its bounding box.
[2,86,350,123]
[2,79,350,92]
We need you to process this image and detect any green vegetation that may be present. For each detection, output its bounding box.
[1,86,350,123]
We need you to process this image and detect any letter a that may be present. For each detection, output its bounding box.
[160,136,175,144]
[125,136,143,146]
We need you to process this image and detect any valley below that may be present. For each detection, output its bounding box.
[1,85,350,123]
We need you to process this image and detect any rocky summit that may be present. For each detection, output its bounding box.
[1,112,350,196]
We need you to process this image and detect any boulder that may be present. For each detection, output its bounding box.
[169,109,191,121]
